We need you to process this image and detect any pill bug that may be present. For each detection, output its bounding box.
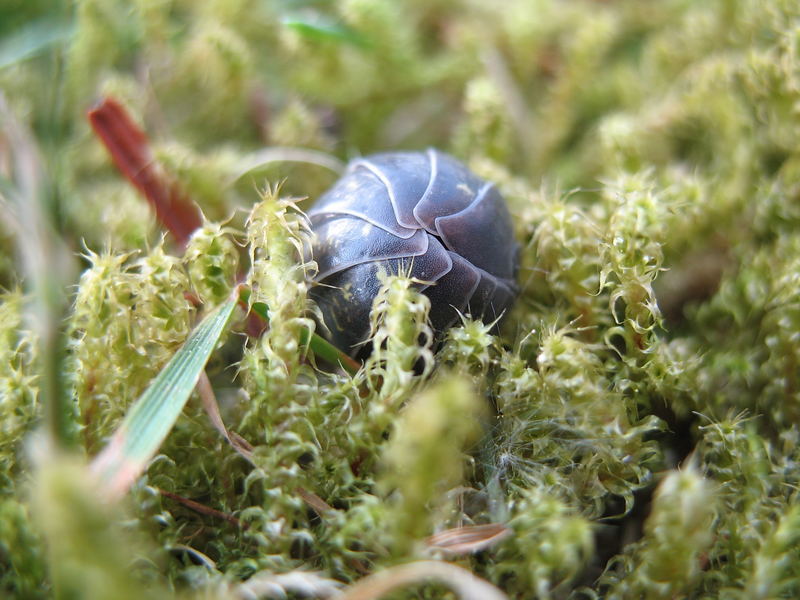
[308,148,519,356]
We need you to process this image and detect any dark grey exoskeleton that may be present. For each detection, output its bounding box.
[308,148,519,356]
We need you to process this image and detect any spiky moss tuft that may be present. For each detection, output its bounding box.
[239,187,318,430]
[32,454,170,600]
[490,487,593,598]
[366,271,434,400]
[0,291,39,495]
[69,244,194,454]
[491,325,663,518]
[0,498,46,599]
[600,465,716,599]
[183,220,240,306]
[4,0,800,598]
[380,377,487,550]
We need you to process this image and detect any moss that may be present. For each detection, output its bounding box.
[0,498,47,599]
[381,377,487,549]
[69,245,195,453]
[3,0,800,598]
[600,465,716,599]
[0,291,39,495]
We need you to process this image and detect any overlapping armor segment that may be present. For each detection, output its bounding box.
[309,149,519,354]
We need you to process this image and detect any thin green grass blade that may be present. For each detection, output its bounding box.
[247,295,361,375]
[1,95,77,448]
[281,14,369,48]
[0,19,73,69]
[302,328,361,376]
[91,289,240,499]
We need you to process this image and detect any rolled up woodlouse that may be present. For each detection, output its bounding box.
[308,148,519,356]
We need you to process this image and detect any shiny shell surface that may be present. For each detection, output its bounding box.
[309,148,519,355]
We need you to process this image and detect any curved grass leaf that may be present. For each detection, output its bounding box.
[91,289,240,499]
[248,295,361,375]
[301,326,362,375]
[281,13,369,48]
[230,147,345,182]
[0,19,73,69]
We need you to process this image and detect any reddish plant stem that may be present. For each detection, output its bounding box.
[87,97,203,247]
[158,488,246,529]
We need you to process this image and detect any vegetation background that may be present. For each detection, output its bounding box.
[2,0,800,598]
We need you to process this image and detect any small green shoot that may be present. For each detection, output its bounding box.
[245,289,361,376]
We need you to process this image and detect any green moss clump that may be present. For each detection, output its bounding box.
[3,0,800,598]
[0,291,39,495]
[381,377,486,548]
[601,465,716,599]
[69,245,195,452]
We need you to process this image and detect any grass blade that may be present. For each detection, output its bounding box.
[302,327,362,375]
[281,14,369,47]
[248,296,361,375]
[91,288,241,499]
[230,147,345,182]
[0,19,73,70]
[1,93,77,448]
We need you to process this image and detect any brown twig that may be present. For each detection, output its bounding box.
[87,97,203,247]
[158,488,246,529]
[296,486,336,517]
